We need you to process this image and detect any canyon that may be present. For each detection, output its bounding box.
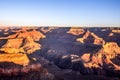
[0,27,120,80]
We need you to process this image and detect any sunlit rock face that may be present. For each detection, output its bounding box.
[0,47,25,54]
[81,42,120,76]
[76,30,105,45]
[112,29,120,33]
[0,27,46,78]
[17,29,46,41]
[103,42,120,55]
[22,36,41,54]
[67,27,85,36]
[0,27,120,80]
[2,38,23,48]
[81,53,91,63]
[0,29,46,54]
[0,54,29,66]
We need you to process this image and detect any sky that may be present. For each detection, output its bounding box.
[0,0,120,27]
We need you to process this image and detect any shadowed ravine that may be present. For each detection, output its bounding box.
[0,27,120,80]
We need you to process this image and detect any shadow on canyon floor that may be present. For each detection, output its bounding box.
[0,27,120,80]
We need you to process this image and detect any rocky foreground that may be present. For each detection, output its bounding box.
[0,27,120,80]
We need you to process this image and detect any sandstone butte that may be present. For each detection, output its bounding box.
[76,30,105,45]
[22,36,41,54]
[0,29,46,54]
[82,42,120,70]
[0,29,46,41]
[2,38,23,49]
[0,29,46,66]
[112,29,120,33]
[17,29,46,41]
[67,27,85,36]
[0,54,30,66]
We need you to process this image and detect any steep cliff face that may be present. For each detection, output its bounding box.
[2,38,23,48]
[0,29,46,54]
[0,28,46,77]
[38,27,120,80]
[81,42,120,76]
[17,29,46,41]
[22,36,41,54]
[0,27,120,80]
[76,30,105,45]
[67,27,85,36]
[0,54,30,66]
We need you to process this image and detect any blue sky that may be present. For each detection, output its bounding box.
[0,0,120,26]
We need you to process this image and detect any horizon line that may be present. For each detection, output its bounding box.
[0,25,120,27]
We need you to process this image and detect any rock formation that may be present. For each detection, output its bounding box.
[0,47,25,54]
[67,27,85,36]
[17,29,46,41]
[81,53,91,63]
[22,36,41,54]
[77,30,105,45]
[0,54,29,66]
[0,29,46,54]
[0,27,120,80]
[0,27,46,77]
[112,29,120,33]
[2,38,23,48]
[81,42,120,76]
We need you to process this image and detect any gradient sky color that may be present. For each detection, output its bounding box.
[0,0,120,27]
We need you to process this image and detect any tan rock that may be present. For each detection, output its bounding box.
[108,33,114,36]
[2,38,23,48]
[76,30,105,45]
[81,53,90,62]
[112,30,120,33]
[0,47,25,54]
[0,54,30,66]
[17,30,46,41]
[67,27,85,36]
[22,37,41,54]
[103,42,120,55]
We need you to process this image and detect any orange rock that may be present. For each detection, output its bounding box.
[112,30,120,33]
[0,54,30,66]
[103,42,120,55]
[1,29,46,41]
[83,42,120,71]
[67,27,85,36]
[17,30,46,41]
[22,37,41,54]
[108,33,114,36]
[81,53,90,62]
[2,38,23,48]
[76,30,105,45]
[0,29,45,54]
[93,38,105,45]
[0,47,25,54]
